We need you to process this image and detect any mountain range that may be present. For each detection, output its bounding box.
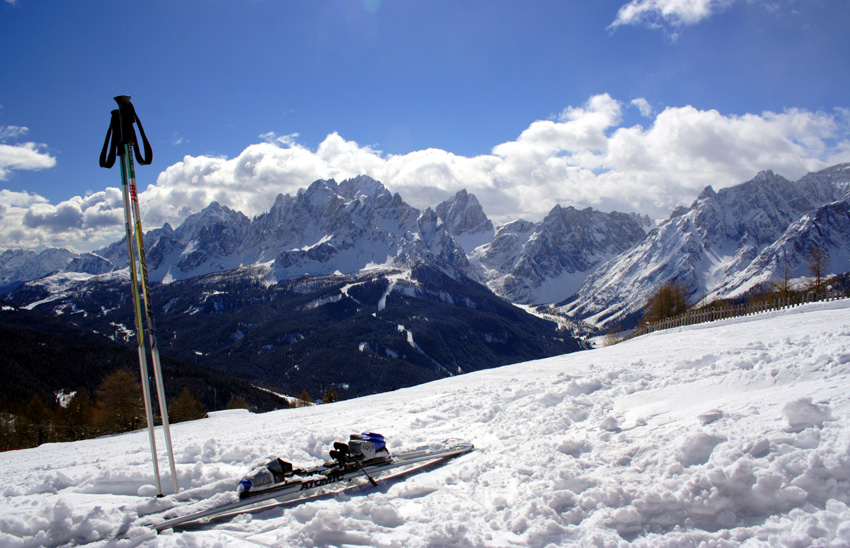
[2,163,850,396]
[1,175,653,305]
[2,176,604,398]
[558,163,850,328]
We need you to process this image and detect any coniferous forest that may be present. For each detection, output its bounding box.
[0,303,290,450]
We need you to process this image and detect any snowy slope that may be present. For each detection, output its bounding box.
[2,302,850,547]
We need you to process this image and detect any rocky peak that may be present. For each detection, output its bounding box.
[470,204,650,304]
[175,201,250,242]
[338,175,390,203]
[435,189,495,252]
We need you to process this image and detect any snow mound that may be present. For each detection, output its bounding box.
[1,300,850,546]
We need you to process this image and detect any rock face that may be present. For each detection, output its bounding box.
[435,189,495,253]
[471,206,651,305]
[558,164,850,329]
[16,176,480,286]
[0,176,652,306]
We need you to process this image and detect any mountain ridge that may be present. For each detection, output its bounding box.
[4,164,850,335]
[558,163,850,328]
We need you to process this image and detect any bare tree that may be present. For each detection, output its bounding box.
[806,244,829,295]
[643,281,691,324]
[771,259,795,299]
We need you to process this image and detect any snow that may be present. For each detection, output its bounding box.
[2,301,850,547]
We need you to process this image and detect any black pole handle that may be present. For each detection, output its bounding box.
[99,95,153,168]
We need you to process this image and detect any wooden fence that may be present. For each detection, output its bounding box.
[631,290,850,339]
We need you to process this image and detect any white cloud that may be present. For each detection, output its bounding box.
[2,94,849,252]
[610,0,737,30]
[136,94,850,228]
[0,126,28,140]
[0,125,57,180]
[630,98,654,117]
[0,188,47,208]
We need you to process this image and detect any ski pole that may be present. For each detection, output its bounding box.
[100,95,178,496]
[103,105,163,497]
[120,109,180,495]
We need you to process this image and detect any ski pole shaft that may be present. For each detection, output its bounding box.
[124,148,180,495]
[102,95,176,497]
[118,145,163,497]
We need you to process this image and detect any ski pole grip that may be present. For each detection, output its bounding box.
[113,95,153,165]
[114,95,136,146]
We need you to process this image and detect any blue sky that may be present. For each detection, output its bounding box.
[1,0,849,251]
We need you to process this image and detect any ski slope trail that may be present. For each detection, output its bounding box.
[1,301,849,546]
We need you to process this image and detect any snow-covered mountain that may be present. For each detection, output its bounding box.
[434,188,495,252]
[85,176,471,284]
[2,176,651,313]
[471,205,651,305]
[3,300,849,546]
[710,196,850,301]
[560,163,850,329]
[6,165,850,335]
[0,248,75,291]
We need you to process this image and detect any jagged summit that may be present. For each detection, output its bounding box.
[470,204,650,305]
[434,189,495,252]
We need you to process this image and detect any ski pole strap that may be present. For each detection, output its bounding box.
[99,110,119,169]
[99,97,153,169]
[131,105,153,166]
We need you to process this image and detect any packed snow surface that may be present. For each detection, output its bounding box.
[2,301,850,547]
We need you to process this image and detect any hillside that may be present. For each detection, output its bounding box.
[0,302,289,413]
[1,300,848,546]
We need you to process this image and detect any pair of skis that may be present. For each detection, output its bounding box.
[100,96,178,496]
[151,438,474,532]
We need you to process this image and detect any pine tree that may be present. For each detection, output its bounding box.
[321,388,338,404]
[0,409,18,451]
[23,394,54,447]
[56,389,94,441]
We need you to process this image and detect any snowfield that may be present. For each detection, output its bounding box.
[2,301,850,547]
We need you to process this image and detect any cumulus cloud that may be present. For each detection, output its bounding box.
[135,94,850,229]
[0,125,56,180]
[0,188,125,250]
[2,94,849,251]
